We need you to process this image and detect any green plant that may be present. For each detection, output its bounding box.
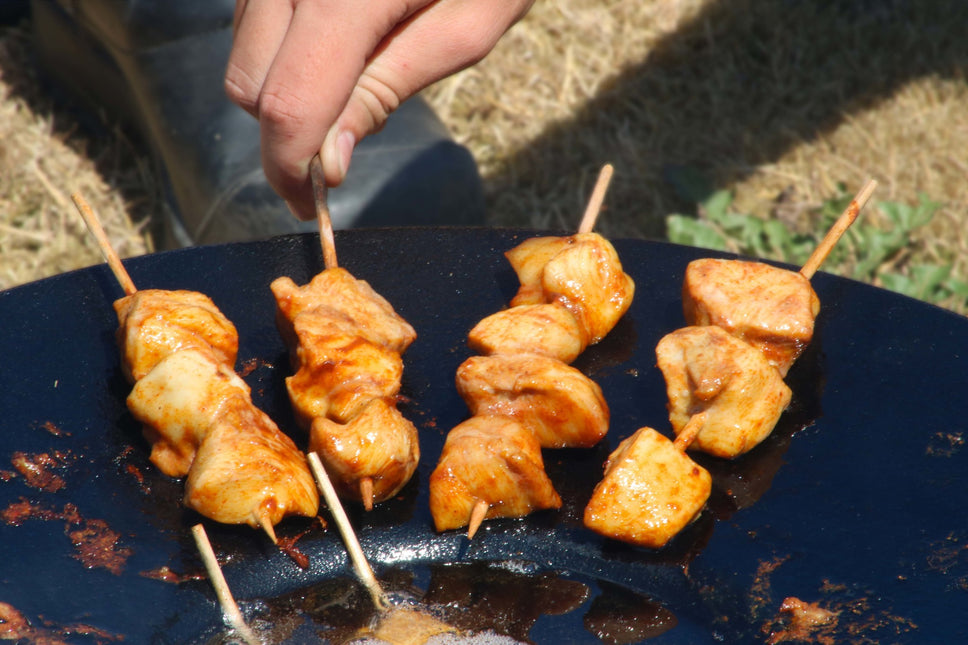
[666,185,968,311]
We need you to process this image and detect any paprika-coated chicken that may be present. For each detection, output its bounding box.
[115,290,319,532]
[656,326,792,459]
[127,346,250,477]
[271,268,419,509]
[584,426,711,549]
[505,232,635,344]
[468,303,585,364]
[272,269,416,354]
[430,231,632,535]
[283,313,404,427]
[184,396,320,528]
[309,399,419,505]
[456,353,609,449]
[114,289,238,382]
[429,415,562,533]
[683,259,819,376]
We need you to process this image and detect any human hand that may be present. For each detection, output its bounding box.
[225,0,534,221]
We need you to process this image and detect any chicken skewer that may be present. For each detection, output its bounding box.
[665,180,877,457]
[431,165,634,538]
[271,155,420,511]
[74,194,319,542]
[585,180,876,549]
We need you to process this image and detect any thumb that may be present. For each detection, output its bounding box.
[320,75,400,187]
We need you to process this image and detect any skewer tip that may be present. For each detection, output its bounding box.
[577,163,615,234]
[360,477,375,512]
[673,411,706,452]
[71,191,138,296]
[256,512,278,545]
[466,500,489,540]
[799,178,877,280]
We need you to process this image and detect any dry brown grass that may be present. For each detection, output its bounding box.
[0,22,151,290]
[2,0,966,311]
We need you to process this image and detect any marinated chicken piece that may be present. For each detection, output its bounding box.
[456,353,609,449]
[127,347,250,477]
[656,326,792,458]
[285,314,403,427]
[467,303,586,363]
[429,416,562,533]
[114,289,238,382]
[309,399,419,507]
[683,258,820,376]
[505,233,634,344]
[540,232,636,344]
[505,236,574,306]
[584,427,711,549]
[272,267,420,509]
[185,400,319,528]
[271,268,416,354]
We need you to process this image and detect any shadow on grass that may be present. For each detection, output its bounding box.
[485,0,968,239]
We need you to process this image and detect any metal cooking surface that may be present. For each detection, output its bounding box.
[1,228,966,643]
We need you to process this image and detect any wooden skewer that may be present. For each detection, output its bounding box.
[310,154,338,270]
[255,513,278,545]
[360,477,375,512]
[467,499,489,540]
[673,411,707,452]
[800,179,877,280]
[74,192,281,546]
[307,452,389,611]
[577,163,614,234]
[71,192,138,296]
[191,524,261,645]
[309,152,377,512]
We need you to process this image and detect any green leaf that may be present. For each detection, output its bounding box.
[666,215,728,251]
[908,264,952,301]
[702,190,735,223]
[943,277,968,299]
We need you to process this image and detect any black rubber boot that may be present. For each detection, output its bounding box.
[30,0,486,248]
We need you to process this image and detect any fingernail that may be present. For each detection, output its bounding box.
[336,130,355,180]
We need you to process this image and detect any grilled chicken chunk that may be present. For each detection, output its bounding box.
[683,259,820,376]
[272,267,419,509]
[127,347,250,477]
[309,399,419,506]
[467,303,586,363]
[505,233,635,344]
[584,427,711,549]
[505,236,574,306]
[656,326,792,458]
[185,400,319,528]
[429,416,562,533]
[285,314,404,427]
[114,289,238,382]
[271,268,416,354]
[540,233,636,344]
[114,288,319,531]
[456,353,609,449]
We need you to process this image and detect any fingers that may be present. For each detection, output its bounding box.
[224,0,293,117]
[320,0,534,187]
[227,0,428,220]
[224,0,533,221]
